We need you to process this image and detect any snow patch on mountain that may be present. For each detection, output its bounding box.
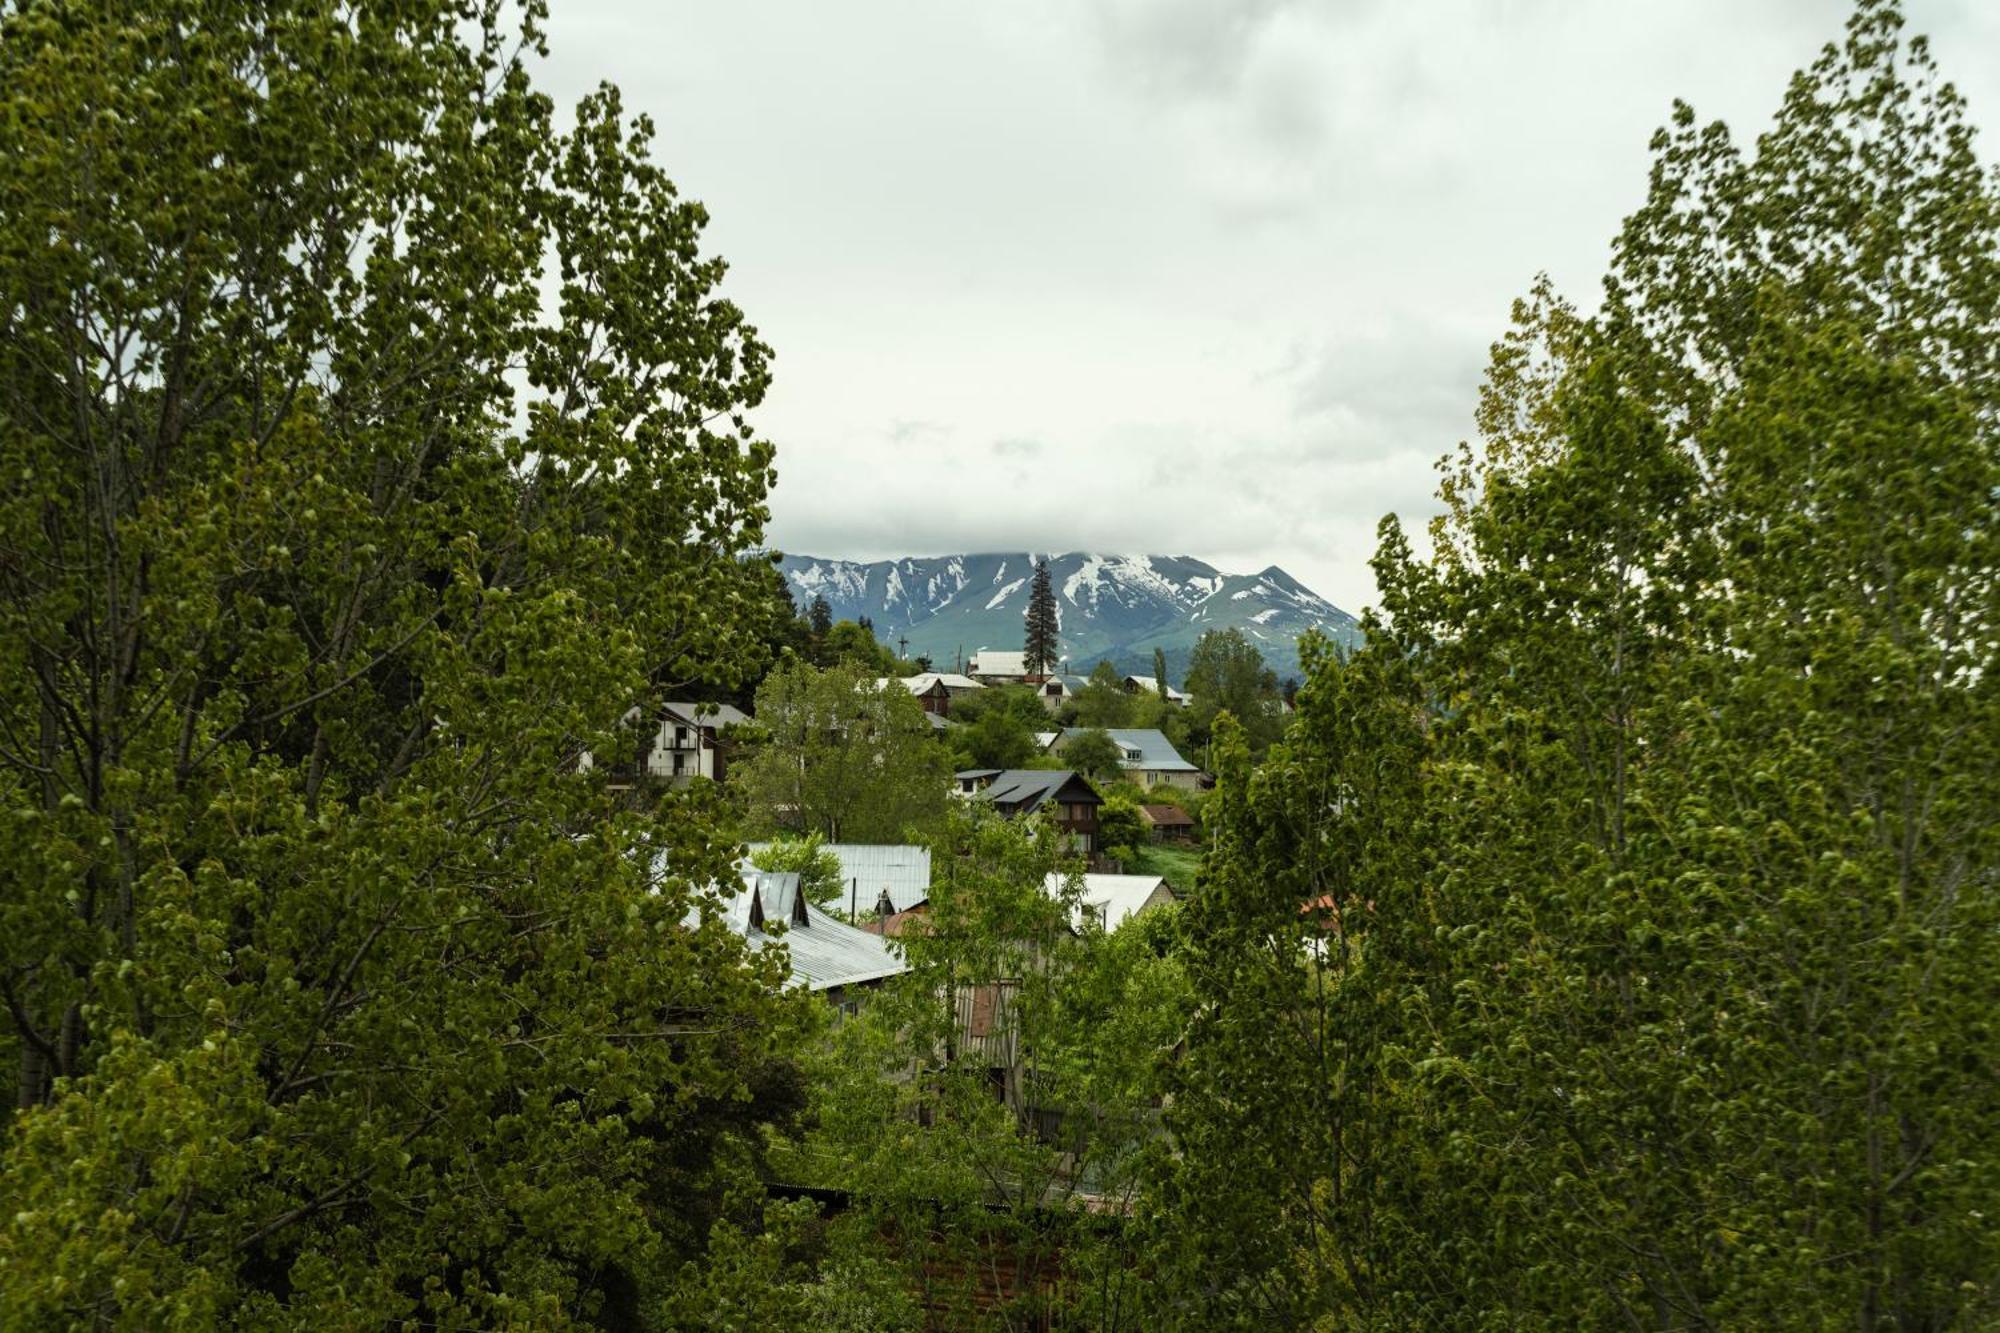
[1063,555,1107,606]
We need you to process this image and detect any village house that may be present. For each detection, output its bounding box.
[1037,671,1093,712]
[1055,872,1176,933]
[953,768,1103,857]
[746,841,933,920]
[583,700,749,788]
[652,701,749,784]
[966,648,1028,682]
[1120,674,1189,706]
[1139,803,1196,843]
[877,671,984,719]
[712,867,908,1013]
[894,867,1176,1127]
[966,650,1080,711]
[1050,727,1205,790]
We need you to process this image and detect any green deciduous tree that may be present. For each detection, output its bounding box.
[1181,628,1282,757]
[820,619,900,673]
[779,805,1187,1330]
[1061,728,1125,785]
[0,1,811,1323]
[731,661,950,843]
[1152,3,2000,1326]
[749,834,846,910]
[1095,794,1146,863]
[1071,660,1133,729]
[945,683,1050,771]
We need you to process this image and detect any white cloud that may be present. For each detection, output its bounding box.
[533,0,1998,614]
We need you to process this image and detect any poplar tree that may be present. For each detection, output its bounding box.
[730,662,950,843]
[1023,558,1060,675]
[1154,2,2000,1326]
[0,2,809,1323]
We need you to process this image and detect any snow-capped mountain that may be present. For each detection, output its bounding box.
[778,552,1360,678]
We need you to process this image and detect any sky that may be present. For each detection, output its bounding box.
[534,1,1997,615]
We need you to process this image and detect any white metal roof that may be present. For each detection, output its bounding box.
[1121,675,1190,703]
[1044,872,1175,934]
[968,649,1028,676]
[717,868,908,992]
[903,671,984,692]
[747,842,934,914]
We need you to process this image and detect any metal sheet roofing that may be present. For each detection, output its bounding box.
[1059,728,1199,772]
[716,868,909,993]
[1121,675,1190,703]
[958,768,1098,812]
[892,671,983,692]
[968,650,1028,676]
[746,842,934,915]
[661,701,750,728]
[1045,872,1176,933]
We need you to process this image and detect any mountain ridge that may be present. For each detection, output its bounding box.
[778,552,1360,678]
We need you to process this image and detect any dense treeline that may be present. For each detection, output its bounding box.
[2,0,1993,1328]
[1155,3,1999,1325]
[0,1,809,1324]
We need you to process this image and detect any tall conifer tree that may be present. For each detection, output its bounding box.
[1023,559,1060,675]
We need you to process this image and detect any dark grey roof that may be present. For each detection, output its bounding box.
[1059,727,1198,772]
[960,769,1100,812]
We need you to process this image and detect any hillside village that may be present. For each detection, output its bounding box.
[584,556,1288,1299]
[9,2,1994,1327]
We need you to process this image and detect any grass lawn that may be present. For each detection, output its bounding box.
[1125,842,1202,895]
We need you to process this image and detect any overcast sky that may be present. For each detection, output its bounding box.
[535,1,1996,614]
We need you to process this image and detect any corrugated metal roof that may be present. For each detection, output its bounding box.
[961,768,1099,812]
[891,671,983,692]
[1121,675,1190,703]
[1059,728,1199,772]
[661,701,750,728]
[717,868,909,993]
[747,842,934,914]
[968,649,1028,676]
[1045,872,1175,933]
